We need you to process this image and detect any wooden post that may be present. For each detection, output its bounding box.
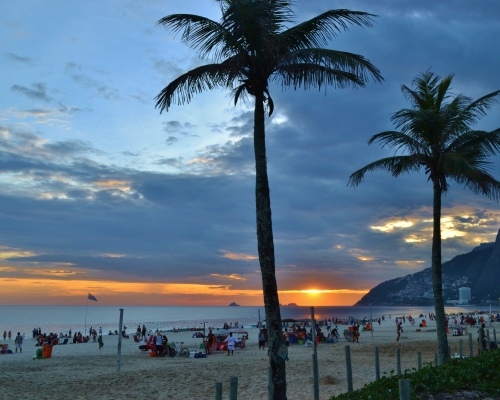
[374,347,380,381]
[215,382,222,400]
[487,329,491,351]
[311,307,319,400]
[459,339,463,358]
[345,345,353,393]
[396,348,401,375]
[399,379,410,400]
[370,303,374,345]
[434,353,438,367]
[229,376,238,400]
[312,353,319,400]
[417,351,422,371]
[469,333,473,358]
[267,366,272,400]
[494,329,497,343]
[117,308,123,371]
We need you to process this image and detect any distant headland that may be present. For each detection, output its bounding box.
[228,302,240,306]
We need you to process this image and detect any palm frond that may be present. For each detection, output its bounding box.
[155,63,240,112]
[454,90,500,128]
[348,156,422,187]
[222,0,292,55]
[279,10,377,51]
[274,63,363,90]
[157,14,233,59]
[368,130,430,155]
[435,74,454,110]
[276,48,382,86]
[447,129,500,157]
[444,154,500,200]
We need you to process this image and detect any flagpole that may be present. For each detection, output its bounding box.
[85,295,89,336]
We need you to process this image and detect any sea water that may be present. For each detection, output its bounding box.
[0,304,482,337]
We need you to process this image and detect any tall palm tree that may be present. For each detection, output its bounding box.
[155,1,382,397]
[349,71,500,364]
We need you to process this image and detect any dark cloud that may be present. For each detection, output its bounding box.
[166,136,178,145]
[11,83,53,102]
[122,151,141,157]
[163,120,197,136]
[65,63,120,100]
[4,52,36,64]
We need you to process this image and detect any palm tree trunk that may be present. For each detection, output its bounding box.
[432,182,448,364]
[253,92,287,399]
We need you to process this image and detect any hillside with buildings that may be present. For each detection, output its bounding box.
[355,229,500,306]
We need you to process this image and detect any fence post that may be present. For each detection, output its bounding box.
[374,347,380,381]
[459,339,463,358]
[417,351,422,371]
[312,353,319,400]
[396,348,401,375]
[399,379,410,400]
[311,307,319,400]
[487,329,491,351]
[215,382,222,400]
[345,345,353,393]
[117,308,123,372]
[229,376,238,400]
[469,333,473,358]
[434,353,438,367]
[494,329,497,344]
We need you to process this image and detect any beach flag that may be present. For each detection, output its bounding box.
[88,293,97,301]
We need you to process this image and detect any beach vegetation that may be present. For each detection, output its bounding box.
[330,349,500,399]
[155,1,382,398]
[348,71,500,364]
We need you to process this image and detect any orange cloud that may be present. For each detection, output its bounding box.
[92,180,131,191]
[210,273,246,281]
[220,250,258,260]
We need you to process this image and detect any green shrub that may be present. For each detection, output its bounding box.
[330,350,500,399]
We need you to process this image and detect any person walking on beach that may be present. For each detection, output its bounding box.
[98,334,104,350]
[396,322,403,342]
[14,332,23,353]
[155,332,163,356]
[99,327,102,336]
[258,329,267,350]
[8,331,11,340]
[206,330,215,355]
[224,332,237,356]
[2,331,6,340]
[141,325,146,340]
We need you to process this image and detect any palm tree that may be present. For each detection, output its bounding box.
[349,71,500,364]
[155,1,382,396]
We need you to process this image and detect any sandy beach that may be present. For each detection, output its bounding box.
[0,317,494,400]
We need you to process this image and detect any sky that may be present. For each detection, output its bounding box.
[1,0,500,306]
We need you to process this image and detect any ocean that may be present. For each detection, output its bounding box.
[0,304,484,337]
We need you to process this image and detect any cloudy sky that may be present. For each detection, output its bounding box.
[1,0,500,306]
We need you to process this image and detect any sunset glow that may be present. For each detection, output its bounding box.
[0,277,368,306]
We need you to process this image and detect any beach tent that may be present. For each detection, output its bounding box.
[230,328,248,334]
[213,329,231,336]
